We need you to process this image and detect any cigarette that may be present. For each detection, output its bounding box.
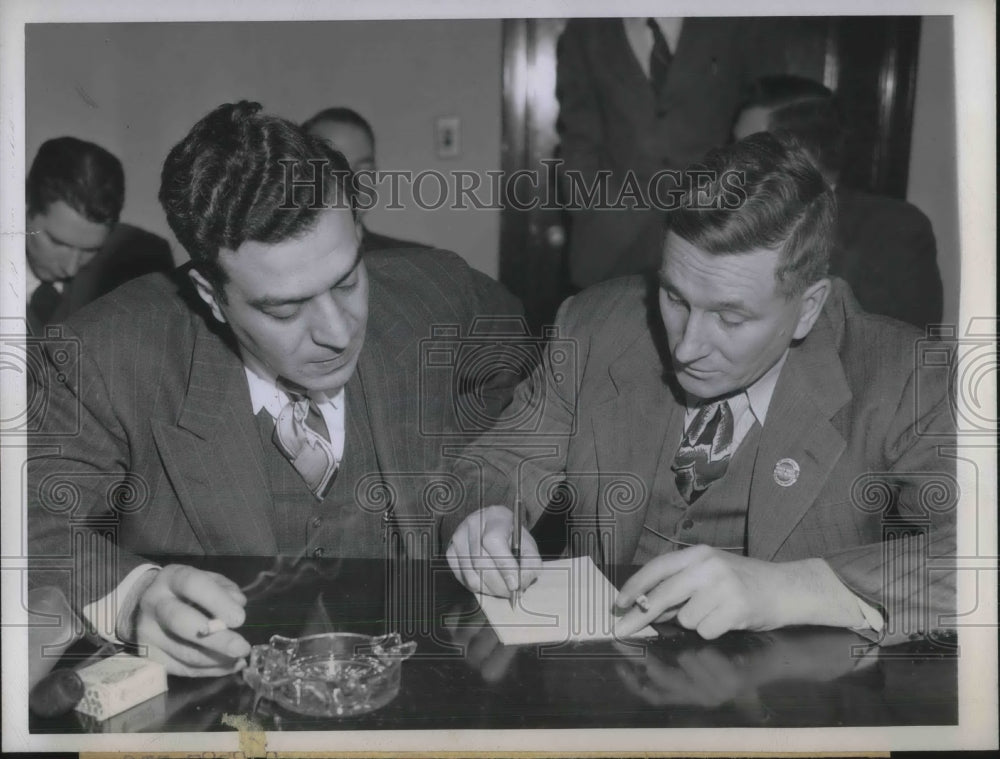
[201,618,228,636]
[634,594,650,614]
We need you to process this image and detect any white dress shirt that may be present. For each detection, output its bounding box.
[25,262,64,301]
[243,364,347,465]
[623,17,684,79]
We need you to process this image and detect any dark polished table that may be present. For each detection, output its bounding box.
[29,556,958,733]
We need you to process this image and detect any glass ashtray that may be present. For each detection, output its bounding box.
[243,632,417,717]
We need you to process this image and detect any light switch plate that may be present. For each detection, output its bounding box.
[435,116,461,158]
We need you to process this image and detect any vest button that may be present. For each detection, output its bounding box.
[311,516,323,529]
[681,518,695,530]
[312,547,325,558]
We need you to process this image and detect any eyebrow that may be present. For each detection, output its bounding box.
[658,272,754,315]
[47,232,103,253]
[249,246,363,309]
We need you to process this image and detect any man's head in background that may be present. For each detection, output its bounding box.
[732,75,845,186]
[660,131,834,401]
[302,107,376,221]
[26,137,125,283]
[160,100,367,396]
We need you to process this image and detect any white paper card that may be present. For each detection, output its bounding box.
[478,556,658,645]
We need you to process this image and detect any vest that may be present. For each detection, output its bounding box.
[632,419,763,566]
[253,373,389,559]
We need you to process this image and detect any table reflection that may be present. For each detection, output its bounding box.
[29,556,957,733]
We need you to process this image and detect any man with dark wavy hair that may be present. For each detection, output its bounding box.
[25,137,173,333]
[28,101,523,676]
[449,132,955,646]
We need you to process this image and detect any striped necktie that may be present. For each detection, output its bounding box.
[647,18,674,93]
[272,393,338,500]
[671,399,735,503]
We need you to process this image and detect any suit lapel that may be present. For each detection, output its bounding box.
[603,19,656,97]
[591,331,682,565]
[150,319,276,554]
[353,270,416,501]
[747,315,852,560]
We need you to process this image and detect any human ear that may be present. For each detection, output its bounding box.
[792,278,831,340]
[188,269,227,324]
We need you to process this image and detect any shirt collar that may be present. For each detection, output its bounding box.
[24,259,63,295]
[623,17,684,50]
[243,362,344,419]
[683,349,789,426]
[744,350,788,425]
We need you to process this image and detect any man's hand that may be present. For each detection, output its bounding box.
[614,545,868,639]
[446,505,542,597]
[134,564,251,677]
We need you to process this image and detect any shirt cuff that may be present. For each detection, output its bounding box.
[851,596,886,634]
[82,564,160,643]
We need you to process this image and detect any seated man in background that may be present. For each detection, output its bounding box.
[447,132,955,646]
[732,74,944,330]
[303,106,430,252]
[28,101,524,676]
[25,137,174,333]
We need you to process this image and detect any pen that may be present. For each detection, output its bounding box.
[510,498,522,611]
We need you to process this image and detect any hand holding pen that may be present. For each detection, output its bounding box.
[447,504,543,598]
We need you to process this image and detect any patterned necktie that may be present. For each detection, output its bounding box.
[272,393,338,500]
[29,281,62,327]
[672,399,735,503]
[647,18,673,93]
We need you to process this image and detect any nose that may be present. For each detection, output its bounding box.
[64,250,85,277]
[672,310,711,365]
[309,291,353,350]
[66,248,99,277]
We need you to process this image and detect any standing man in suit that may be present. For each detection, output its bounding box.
[556,18,780,289]
[302,106,431,252]
[25,137,174,333]
[732,74,945,330]
[28,101,524,676]
[447,133,955,646]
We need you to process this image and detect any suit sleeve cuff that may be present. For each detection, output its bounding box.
[82,564,160,643]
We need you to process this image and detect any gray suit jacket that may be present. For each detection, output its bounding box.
[28,248,524,609]
[464,276,956,645]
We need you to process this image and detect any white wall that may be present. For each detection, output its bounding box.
[26,20,503,277]
[908,15,960,327]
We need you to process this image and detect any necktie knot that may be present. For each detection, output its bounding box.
[673,399,735,502]
[273,393,337,499]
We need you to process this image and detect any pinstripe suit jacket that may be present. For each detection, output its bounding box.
[468,276,956,646]
[28,248,523,608]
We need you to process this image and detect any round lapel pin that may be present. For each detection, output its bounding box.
[773,458,800,487]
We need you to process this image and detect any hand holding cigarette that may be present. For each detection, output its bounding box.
[134,564,251,677]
